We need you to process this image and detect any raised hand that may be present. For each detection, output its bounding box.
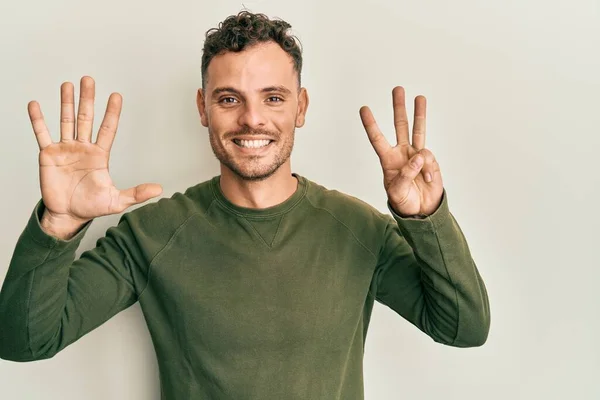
[359,86,443,217]
[29,76,163,236]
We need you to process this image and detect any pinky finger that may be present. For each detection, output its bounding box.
[28,101,53,150]
[423,160,442,184]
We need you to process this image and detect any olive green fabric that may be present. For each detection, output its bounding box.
[0,173,490,399]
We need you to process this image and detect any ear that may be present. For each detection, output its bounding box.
[295,87,309,128]
[196,89,209,127]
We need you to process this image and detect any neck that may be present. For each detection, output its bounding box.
[219,163,298,209]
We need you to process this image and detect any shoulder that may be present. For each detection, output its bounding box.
[303,177,386,221]
[121,177,216,233]
[302,176,392,253]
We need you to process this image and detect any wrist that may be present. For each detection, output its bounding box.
[41,210,90,240]
[389,202,427,219]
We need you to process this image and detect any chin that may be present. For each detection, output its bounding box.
[211,139,293,182]
[229,164,281,181]
[224,153,291,181]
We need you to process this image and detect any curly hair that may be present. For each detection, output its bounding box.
[201,11,303,90]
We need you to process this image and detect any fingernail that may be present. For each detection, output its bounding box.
[425,172,432,182]
[412,155,423,168]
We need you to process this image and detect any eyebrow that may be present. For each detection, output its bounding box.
[211,85,292,99]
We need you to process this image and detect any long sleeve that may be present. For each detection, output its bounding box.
[0,199,152,362]
[372,190,490,347]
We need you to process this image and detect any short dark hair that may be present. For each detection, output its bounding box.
[201,11,303,90]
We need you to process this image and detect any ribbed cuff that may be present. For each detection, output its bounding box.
[25,198,93,251]
[387,189,451,233]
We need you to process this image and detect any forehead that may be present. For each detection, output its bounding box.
[205,41,297,92]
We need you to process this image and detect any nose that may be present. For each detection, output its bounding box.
[237,101,267,129]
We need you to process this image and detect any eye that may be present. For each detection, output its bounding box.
[267,96,284,103]
[219,97,238,104]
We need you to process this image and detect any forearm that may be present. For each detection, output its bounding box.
[389,191,490,347]
[375,190,490,347]
[0,201,91,361]
[0,199,142,362]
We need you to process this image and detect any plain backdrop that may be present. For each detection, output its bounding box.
[1,0,599,399]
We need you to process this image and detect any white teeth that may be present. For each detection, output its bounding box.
[236,139,271,148]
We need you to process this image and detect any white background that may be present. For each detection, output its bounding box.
[0,0,599,399]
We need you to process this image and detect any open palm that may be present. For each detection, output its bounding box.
[29,76,162,224]
[359,86,443,217]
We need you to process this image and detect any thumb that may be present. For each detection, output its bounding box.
[116,183,163,212]
[388,153,423,195]
[401,153,424,181]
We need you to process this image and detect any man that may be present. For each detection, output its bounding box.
[0,11,490,400]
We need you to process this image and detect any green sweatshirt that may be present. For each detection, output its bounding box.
[0,173,490,399]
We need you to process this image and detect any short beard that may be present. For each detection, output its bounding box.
[209,125,294,182]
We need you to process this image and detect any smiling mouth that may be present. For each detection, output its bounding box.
[233,139,274,149]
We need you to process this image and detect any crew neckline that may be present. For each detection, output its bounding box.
[210,173,308,218]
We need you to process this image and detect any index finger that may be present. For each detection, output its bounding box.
[28,101,53,150]
[95,93,122,152]
[359,105,391,159]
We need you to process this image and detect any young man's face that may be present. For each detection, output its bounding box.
[197,41,309,181]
